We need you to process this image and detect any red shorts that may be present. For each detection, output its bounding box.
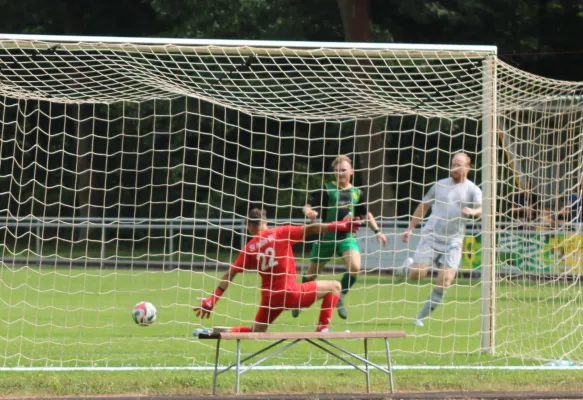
[254,281,318,325]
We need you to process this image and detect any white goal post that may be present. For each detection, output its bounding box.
[0,34,581,371]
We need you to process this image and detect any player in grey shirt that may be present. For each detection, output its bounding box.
[398,152,482,326]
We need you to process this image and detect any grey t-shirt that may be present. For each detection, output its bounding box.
[421,177,482,246]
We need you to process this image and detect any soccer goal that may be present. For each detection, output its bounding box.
[0,34,580,371]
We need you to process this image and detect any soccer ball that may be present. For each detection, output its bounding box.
[132,301,157,326]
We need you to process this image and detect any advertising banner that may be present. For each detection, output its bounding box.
[462,231,583,274]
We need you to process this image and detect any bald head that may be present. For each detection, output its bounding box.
[453,152,471,167]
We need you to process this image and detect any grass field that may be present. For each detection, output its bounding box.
[2,369,583,397]
[1,266,582,395]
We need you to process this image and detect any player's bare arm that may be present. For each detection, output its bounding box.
[402,202,431,243]
[366,212,388,247]
[462,206,482,217]
[303,204,318,221]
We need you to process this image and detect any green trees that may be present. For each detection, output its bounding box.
[1,0,582,222]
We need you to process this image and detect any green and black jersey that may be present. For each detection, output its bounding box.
[308,182,368,240]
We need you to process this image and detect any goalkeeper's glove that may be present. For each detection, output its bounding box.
[194,286,225,319]
[327,216,361,234]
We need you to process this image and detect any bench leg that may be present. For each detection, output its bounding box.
[385,338,394,393]
[364,338,370,393]
[212,339,221,395]
[318,338,387,373]
[235,339,241,394]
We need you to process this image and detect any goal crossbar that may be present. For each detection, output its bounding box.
[0,33,498,56]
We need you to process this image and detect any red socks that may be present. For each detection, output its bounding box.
[317,293,339,332]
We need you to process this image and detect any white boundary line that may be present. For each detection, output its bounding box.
[0,365,580,372]
[0,33,497,53]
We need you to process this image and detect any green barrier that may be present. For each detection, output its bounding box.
[462,231,583,273]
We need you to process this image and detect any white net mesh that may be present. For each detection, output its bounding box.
[0,36,581,369]
[496,62,583,364]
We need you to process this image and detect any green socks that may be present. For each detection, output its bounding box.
[340,272,357,296]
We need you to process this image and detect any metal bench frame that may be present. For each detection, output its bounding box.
[199,330,406,395]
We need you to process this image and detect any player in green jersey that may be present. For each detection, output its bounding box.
[292,155,387,320]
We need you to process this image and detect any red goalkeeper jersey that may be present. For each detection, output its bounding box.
[231,225,304,296]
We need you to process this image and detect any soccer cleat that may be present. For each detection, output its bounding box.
[413,318,424,327]
[336,297,348,320]
[316,326,329,333]
[291,309,301,318]
[212,326,231,333]
[192,328,213,337]
[393,267,406,282]
[394,257,414,282]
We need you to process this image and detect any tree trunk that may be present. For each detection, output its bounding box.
[75,104,95,242]
[337,0,396,218]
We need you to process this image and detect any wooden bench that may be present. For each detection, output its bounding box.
[198,330,406,395]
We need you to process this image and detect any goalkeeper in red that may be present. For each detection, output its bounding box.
[193,208,361,334]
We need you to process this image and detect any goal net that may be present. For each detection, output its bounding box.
[0,35,580,370]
